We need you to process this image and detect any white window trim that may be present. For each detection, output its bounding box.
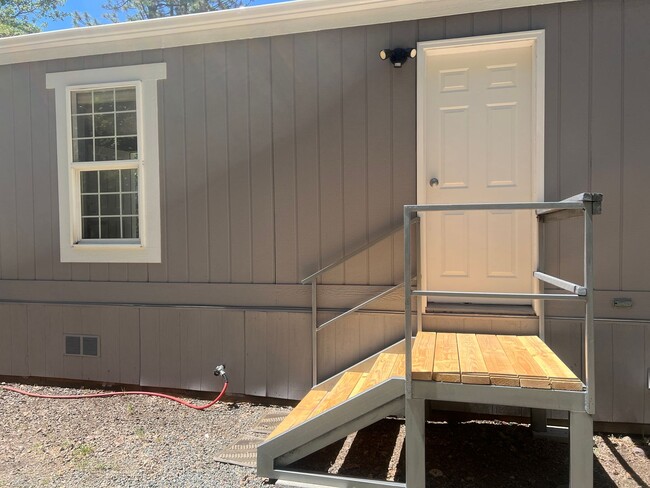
[47,63,166,263]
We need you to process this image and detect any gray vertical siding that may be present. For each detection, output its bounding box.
[0,0,647,295]
[1,0,650,420]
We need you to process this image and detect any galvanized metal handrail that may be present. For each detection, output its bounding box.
[304,218,420,385]
[301,218,419,284]
[404,192,602,415]
[317,281,407,332]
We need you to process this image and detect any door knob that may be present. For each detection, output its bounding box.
[429,177,439,187]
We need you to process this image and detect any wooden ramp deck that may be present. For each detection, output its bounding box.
[267,332,583,441]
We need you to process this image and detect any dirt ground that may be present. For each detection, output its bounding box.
[292,418,650,487]
[2,382,649,487]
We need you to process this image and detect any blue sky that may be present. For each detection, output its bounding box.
[45,0,292,31]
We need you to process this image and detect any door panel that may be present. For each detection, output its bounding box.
[421,44,534,299]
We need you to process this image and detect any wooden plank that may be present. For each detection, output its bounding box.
[475,334,519,387]
[226,40,252,283]
[356,352,399,393]
[183,44,209,283]
[335,355,381,400]
[342,26,369,285]
[268,388,329,439]
[518,335,583,391]
[205,43,230,282]
[271,35,298,284]
[411,332,436,380]
[249,37,276,283]
[456,334,490,385]
[294,32,320,282]
[497,335,550,389]
[163,47,189,282]
[245,311,267,397]
[311,371,365,417]
[317,29,344,285]
[348,372,370,399]
[432,332,460,383]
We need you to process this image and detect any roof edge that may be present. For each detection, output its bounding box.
[0,0,577,66]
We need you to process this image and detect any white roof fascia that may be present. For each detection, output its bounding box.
[0,0,578,66]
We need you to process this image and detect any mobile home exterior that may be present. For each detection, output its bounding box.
[0,0,648,428]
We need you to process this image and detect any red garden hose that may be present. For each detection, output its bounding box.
[0,382,228,410]
[1,366,229,411]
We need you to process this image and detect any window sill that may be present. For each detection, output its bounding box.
[61,243,160,263]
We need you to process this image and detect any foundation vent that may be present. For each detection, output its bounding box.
[65,335,99,357]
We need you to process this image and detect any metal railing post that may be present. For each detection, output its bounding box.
[415,220,423,334]
[404,207,413,399]
[311,279,318,386]
[538,214,546,341]
[584,202,595,414]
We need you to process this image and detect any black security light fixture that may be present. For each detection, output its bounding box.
[379,47,417,68]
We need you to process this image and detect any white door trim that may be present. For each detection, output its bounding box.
[416,30,545,299]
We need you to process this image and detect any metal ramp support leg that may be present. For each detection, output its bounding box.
[570,411,593,488]
[406,398,425,488]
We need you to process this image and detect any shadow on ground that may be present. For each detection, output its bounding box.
[291,419,622,487]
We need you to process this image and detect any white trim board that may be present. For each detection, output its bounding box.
[0,0,576,66]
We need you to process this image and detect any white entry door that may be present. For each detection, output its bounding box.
[418,35,542,301]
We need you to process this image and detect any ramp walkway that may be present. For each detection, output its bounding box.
[258,193,601,488]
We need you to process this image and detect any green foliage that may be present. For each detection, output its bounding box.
[0,0,66,37]
[73,0,248,26]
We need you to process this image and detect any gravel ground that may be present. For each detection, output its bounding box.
[0,382,284,488]
[2,382,649,487]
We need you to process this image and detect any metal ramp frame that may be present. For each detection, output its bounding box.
[257,341,408,488]
[257,193,602,488]
[403,193,602,488]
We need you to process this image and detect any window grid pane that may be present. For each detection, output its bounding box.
[80,168,139,240]
[71,87,138,163]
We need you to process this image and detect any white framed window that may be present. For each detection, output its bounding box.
[47,63,166,263]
